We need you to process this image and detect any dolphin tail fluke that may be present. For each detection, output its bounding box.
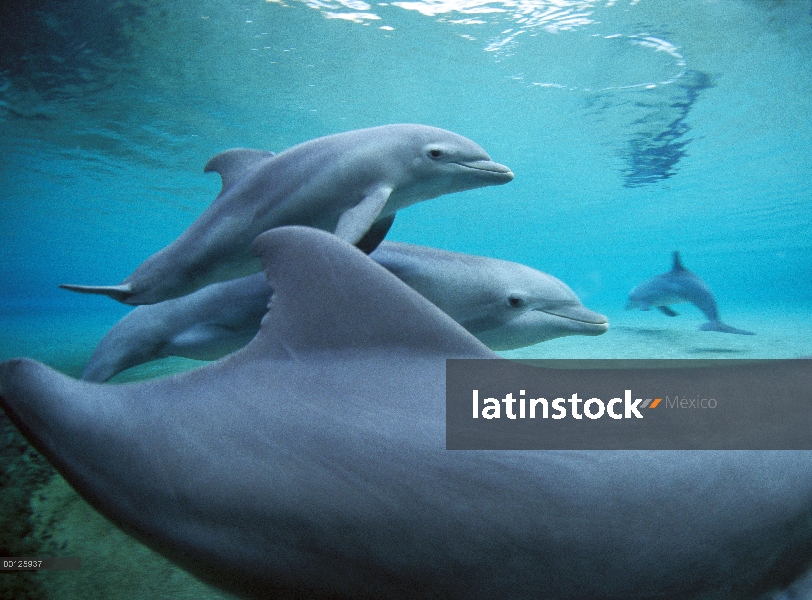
[59,283,134,304]
[700,321,756,336]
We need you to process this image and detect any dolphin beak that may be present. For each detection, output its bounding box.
[536,306,609,335]
[455,160,514,183]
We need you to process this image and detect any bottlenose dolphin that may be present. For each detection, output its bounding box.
[80,242,608,382]
[3,227,811,599]
[371,241,608,350]
[80,272,271,382]
[59,124,513,305]
[626,251,755,335]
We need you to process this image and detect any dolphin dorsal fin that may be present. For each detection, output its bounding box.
[248,226,493,358]
[671,251,686,272]
[204,148,275,196]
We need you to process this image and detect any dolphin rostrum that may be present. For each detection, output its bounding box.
[80,241,607,382]
[626,251,755,335]
[59,124,513,305]
[4,227,806,599]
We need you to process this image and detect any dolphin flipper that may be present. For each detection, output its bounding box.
[700,321,756,335]
[355,215,395,255]
[334,185,393,244]
[58,283,134,303]
[81,339,161,383]
[657,306,679,317]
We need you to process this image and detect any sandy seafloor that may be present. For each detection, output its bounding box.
[505,305,812,360]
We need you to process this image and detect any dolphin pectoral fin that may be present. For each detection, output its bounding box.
[334,186,393,245]
[355,215,395,255]
[204,148,276,197]
[700,321,756,335]
[59,283,134,304]
[82,332,170,382]
[658,306,679,317]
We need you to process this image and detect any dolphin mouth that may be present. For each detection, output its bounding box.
[534,308,610,332]
[454,160,514,181]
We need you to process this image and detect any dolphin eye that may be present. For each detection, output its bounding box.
[427,148,443,159]
[508,296,524,308]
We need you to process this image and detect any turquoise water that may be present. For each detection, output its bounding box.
[1,0,812,598]
[2,0,811,366]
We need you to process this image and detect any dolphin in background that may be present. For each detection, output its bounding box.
[59,124,513,305]
[80,241,607,382]
[626,251,755,335]
[2,227,811,599]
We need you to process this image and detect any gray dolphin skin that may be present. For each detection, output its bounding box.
[626,251,755,335]
[81,241,608,382]
[80,272,271,382]
[2,227,811,599]
[59,124,513,305]
[371,241,608,350]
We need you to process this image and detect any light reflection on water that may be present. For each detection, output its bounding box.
[294,0,687,94]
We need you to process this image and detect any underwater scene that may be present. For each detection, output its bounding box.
[1,0,812,598]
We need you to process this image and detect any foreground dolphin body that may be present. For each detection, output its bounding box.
[626,252,755,335]
[3,227,810,599]
[81,241,608,382]
[59,124,513,305]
